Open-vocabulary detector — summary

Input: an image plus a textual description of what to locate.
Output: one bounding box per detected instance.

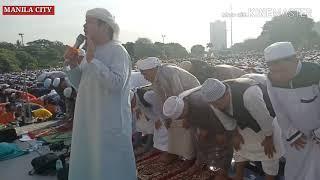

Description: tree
[261,11,315,48]
[314,21,320,35]
[24,39,65,67]
[191,45,205,57]
[231,10,320,51]
[15,51,38,70]
[0,49,21,73]
[123,42,135,60]
[0,42,16,51]
[163,43,188,58]
[134,38,160,59]
[135,38,153,44]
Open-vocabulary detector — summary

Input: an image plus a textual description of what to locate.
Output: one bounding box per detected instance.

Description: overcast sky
[0,0,319,50]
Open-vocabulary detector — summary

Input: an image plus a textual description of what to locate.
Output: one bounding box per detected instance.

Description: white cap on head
[264,42,296,63]
[163,96,185,120]
[63,87,73,98]
[200,78,226,103]
[53,78,61,88]
[44,78,52,88]
[162,86,201,120]
[180,61,192,71]
[86,8,120,40]
[136,57,161,70]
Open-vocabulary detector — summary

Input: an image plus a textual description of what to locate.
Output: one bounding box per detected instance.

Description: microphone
[64,34,85,65]
[74,34,85,49]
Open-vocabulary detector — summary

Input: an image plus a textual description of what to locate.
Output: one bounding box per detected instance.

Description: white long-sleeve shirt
[211,84,284,161]
[212,85,274,137]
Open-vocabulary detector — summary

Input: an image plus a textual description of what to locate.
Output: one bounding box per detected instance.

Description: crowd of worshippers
[130,42,320,180]
[162,49,320,75]
[0,70,77,125]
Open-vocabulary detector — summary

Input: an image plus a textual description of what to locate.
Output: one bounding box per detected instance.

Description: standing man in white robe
[265,42,320,180]
[64,8,136,180]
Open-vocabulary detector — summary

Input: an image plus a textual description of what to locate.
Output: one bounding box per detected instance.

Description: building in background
[210,21,227,50]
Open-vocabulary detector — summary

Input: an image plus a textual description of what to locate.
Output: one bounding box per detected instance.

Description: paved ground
[0,121,61,180]
[0,141,57,180]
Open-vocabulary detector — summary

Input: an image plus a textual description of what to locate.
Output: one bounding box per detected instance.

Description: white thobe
[67,41,136,180]
[137,91,168,152]
[267,76,320,180]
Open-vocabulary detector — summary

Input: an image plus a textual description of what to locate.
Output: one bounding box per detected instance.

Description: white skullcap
[163,96,185,120]
[63,87,73,98]
[44,78,52,88]
[163,86,201,120]
[136,57,161,70]
[86,8,120,40]
[53,78,61,88]
[37,72,47,82]
[143,90,156,104]
[264,42,296,63]
[180,61,192,71]
[200,78,226,103]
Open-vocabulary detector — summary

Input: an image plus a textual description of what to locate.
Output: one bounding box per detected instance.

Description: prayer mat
[28,121,72,139]
[15,120,58,136]
[39,131,72,143]
[136,153,162,170]
[137,158,194,180]
[136,148,161,163]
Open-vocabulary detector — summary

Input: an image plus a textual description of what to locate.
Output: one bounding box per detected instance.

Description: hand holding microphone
[64,34,85,68]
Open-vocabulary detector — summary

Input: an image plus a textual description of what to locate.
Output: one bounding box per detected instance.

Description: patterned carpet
[136,149,216,180]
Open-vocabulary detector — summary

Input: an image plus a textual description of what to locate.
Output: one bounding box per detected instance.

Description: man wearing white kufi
[65,8,136,180]
[130,86,155,155]
[200,78,284,180]
[137,57,200,162]
[163,86,233,180]
[265,42,320,180]
[37,71,66,82]
[143,90,169,152]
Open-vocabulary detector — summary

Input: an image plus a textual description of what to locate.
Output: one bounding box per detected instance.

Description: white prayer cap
[143,90,156,104]
[180,61,192,71]
[86,8,120,40]
[53,78,61,88]
[136,57,161,70]
[63,87,73,98]
[163,96,185,120]
[264,42,296,63]
[44,78,52,88]
[200,78,226,103]
[163,86,201,120]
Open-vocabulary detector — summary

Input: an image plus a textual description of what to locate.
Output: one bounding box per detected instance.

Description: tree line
[1,10,320,72]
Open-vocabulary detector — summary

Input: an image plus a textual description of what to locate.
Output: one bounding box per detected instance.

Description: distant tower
[210,21,227,50]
